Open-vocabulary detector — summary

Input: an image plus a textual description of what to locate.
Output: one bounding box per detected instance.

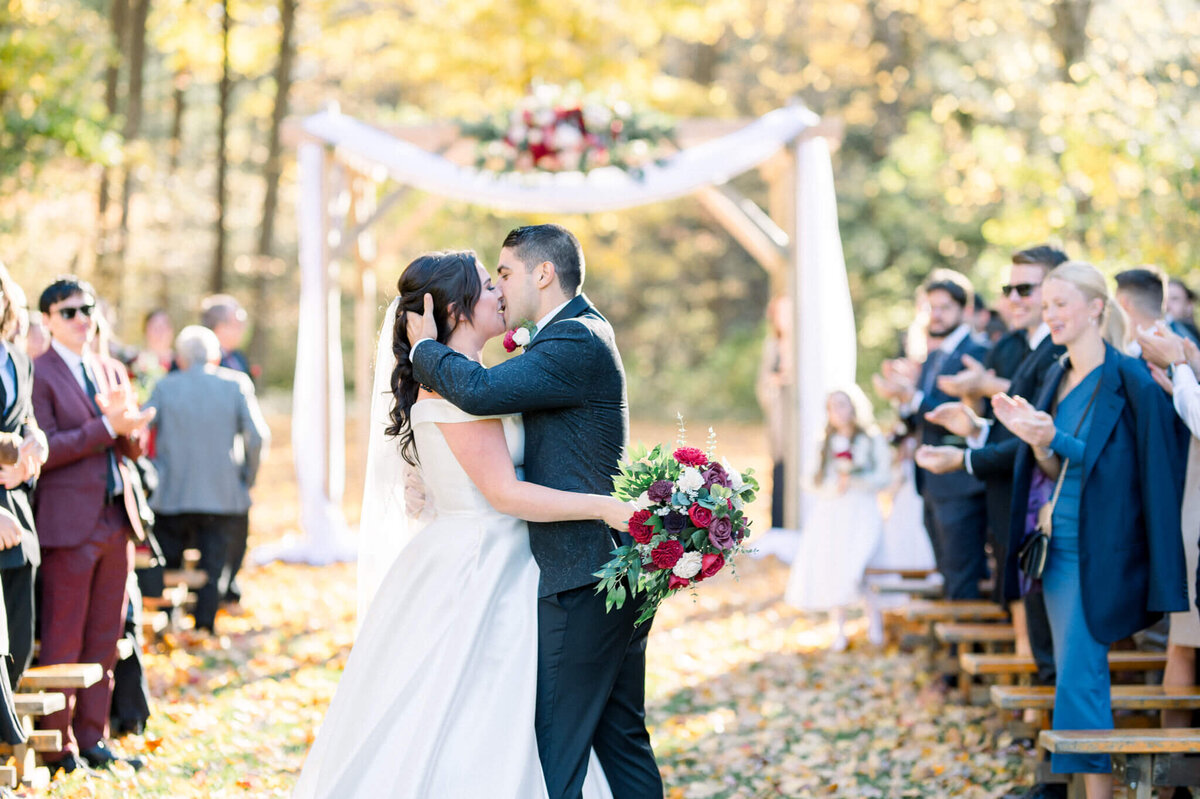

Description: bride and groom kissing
[294,224,665,798]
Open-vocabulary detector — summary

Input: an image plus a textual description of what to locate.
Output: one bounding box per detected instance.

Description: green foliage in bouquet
[596,431,759,625]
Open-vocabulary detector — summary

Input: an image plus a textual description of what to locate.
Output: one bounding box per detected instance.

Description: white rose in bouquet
[676,467,704,495]
[672,551,703,579]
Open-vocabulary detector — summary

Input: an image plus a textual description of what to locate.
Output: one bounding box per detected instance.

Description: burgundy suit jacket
[32,347,146,548]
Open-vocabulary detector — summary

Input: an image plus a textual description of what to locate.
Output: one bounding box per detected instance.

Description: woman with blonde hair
[785,385,891,650]
[994,261,1186,798]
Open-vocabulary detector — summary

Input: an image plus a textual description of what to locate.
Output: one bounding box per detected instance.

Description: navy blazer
[0,348,39,571]
[908,330,990,499]
[1007,344,1188,643]
[412,294,629,596]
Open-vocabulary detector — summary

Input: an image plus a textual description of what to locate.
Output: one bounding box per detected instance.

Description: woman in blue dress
[994,261,1188,799]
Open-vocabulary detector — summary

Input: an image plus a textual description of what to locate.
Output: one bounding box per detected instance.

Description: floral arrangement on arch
[459,82,676,176]
[595,420,758,624]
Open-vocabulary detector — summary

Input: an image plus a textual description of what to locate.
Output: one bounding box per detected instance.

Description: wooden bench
[962,651,1167,679]
[144,581,190,614]
[906,600,1008,622]
[10,692,66,788]
[1040,729,1200,798]
[162,568,208,591]
[17,663,104,692]
[0,765,14,788]
[869,578,943,598]
[993,685,1200,712]
[864,567,936,579]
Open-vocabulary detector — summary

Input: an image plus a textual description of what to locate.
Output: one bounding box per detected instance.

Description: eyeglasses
[1001,282,1041,298]
[56,304,96,321]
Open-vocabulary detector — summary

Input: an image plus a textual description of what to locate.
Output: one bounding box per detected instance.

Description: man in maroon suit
[32,277,154,776]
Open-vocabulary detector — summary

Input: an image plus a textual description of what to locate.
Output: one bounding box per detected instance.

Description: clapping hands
[873,358,918,404]
[0,431,49,490]
[992,393,1055,449]
[924,401,985,440]
[95,383,155,437]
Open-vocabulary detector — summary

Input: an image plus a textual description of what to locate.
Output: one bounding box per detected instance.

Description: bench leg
[1113,753,1152,799]
[1066,773,1086,799]
[12,714,34,786]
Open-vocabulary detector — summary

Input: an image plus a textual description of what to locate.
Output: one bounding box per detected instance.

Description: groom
[407,224,662,799]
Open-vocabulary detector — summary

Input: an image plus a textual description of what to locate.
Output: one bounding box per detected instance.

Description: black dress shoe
[80,740,145,770]
[46,752,96,779]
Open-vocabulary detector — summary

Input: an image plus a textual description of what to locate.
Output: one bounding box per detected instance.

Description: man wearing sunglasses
[31,276,154,777]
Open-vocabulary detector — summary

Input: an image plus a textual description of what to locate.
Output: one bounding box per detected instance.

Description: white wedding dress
[293,399,612,798]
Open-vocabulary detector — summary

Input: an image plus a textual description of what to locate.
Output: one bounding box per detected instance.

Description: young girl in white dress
[785,386,891,650]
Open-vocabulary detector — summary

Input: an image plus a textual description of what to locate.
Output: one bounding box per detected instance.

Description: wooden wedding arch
[262,102,855,565]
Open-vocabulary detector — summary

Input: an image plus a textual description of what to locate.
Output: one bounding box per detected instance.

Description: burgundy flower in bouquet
[594,419,759,624]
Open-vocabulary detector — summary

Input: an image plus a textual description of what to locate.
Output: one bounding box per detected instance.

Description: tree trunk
[1052,0,1093,82]
[116,0,151,292]
[211,0,233,293]
[249,0,297,371]
[96,0,128,295]
[168,71,189,176]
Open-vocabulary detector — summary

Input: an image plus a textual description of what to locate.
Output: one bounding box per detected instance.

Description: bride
[293,251,628,798]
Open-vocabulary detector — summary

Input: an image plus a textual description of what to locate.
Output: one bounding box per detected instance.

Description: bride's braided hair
[387,250,483,465]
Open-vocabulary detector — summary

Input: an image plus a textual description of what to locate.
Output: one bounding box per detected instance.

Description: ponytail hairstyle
[1044,260,1129,349]
[386,250,483,465]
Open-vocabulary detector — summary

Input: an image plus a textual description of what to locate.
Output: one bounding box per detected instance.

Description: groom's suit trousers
[537,584,663,799]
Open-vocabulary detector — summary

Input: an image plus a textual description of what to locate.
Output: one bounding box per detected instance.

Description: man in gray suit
[408,225,662,799]
[143,326,269,632]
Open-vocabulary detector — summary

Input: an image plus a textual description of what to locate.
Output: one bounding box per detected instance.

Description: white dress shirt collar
[1029,323,1051,350]
[531,297,575,341]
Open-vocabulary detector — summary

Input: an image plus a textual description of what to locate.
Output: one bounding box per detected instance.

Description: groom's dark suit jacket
[412,294,629,596]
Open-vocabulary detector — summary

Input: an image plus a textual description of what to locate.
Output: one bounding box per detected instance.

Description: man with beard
[876,270,991,600]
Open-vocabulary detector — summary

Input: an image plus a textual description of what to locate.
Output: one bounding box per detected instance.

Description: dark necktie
[81,363,120,497]
[0,353,10,415]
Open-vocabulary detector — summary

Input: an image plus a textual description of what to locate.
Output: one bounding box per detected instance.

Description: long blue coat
[1007,343,1189,643]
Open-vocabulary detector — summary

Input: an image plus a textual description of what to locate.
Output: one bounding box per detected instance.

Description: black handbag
[1017,373,1102,580]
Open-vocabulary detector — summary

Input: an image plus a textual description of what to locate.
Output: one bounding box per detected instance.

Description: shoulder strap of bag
[1041,371,1104,534]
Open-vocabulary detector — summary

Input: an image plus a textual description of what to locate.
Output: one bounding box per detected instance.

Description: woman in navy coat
[994,261,1187,798]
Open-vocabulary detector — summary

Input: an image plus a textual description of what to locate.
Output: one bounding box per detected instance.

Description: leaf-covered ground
[30,416,1027,797]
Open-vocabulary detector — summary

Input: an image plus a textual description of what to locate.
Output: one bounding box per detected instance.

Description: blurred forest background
[3,0,1199,422]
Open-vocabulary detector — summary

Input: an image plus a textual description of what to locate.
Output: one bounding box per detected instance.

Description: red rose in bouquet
[667,574,691,591]
[687,503,713,529]
[627,510,654,544]
[697,552,725,582]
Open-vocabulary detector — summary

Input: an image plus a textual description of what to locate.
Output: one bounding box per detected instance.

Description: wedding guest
[0,265,47,688]
[24,312,50,359]
[144,325,268,632]
[201,294,255,606]
[756,296,793,530]
[997,261,1186,798]
[785,387,891,650]
[143,309,175,372]
[875,270,990,599]
[1166,278,1200,345]
[1114,266,1166,355]
[33,276,152,776]
[917,245,1068,704]
[1134,321,1200,755]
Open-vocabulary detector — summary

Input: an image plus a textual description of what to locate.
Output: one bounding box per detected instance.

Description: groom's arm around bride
[408,224,663,799]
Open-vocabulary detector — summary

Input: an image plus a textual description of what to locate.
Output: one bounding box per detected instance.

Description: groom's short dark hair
[502,224,585,296]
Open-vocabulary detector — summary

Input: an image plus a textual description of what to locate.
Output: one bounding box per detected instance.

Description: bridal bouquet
[595,426,758,624]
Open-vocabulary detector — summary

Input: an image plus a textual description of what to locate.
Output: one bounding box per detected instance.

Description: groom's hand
[405,293,439,347]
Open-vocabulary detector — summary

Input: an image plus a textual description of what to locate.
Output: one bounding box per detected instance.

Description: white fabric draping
[794,136,857,490]
[301,105,820,214]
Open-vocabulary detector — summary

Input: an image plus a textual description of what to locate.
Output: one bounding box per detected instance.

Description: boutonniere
[503,320,537,353]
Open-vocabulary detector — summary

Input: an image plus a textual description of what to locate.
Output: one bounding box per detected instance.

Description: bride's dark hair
[387,250,483,465]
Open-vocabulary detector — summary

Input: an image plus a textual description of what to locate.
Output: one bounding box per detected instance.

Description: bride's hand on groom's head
[405,293,439,345]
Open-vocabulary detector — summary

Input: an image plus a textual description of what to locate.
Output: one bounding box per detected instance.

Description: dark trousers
[155,512,235,632]
[1024,587,1057,686]
[38,503,133,759]
[771,460,785,529]
[536,584,663,799]
[1,561,35,686]
[924,493,989,600]
[223,511,249,603]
